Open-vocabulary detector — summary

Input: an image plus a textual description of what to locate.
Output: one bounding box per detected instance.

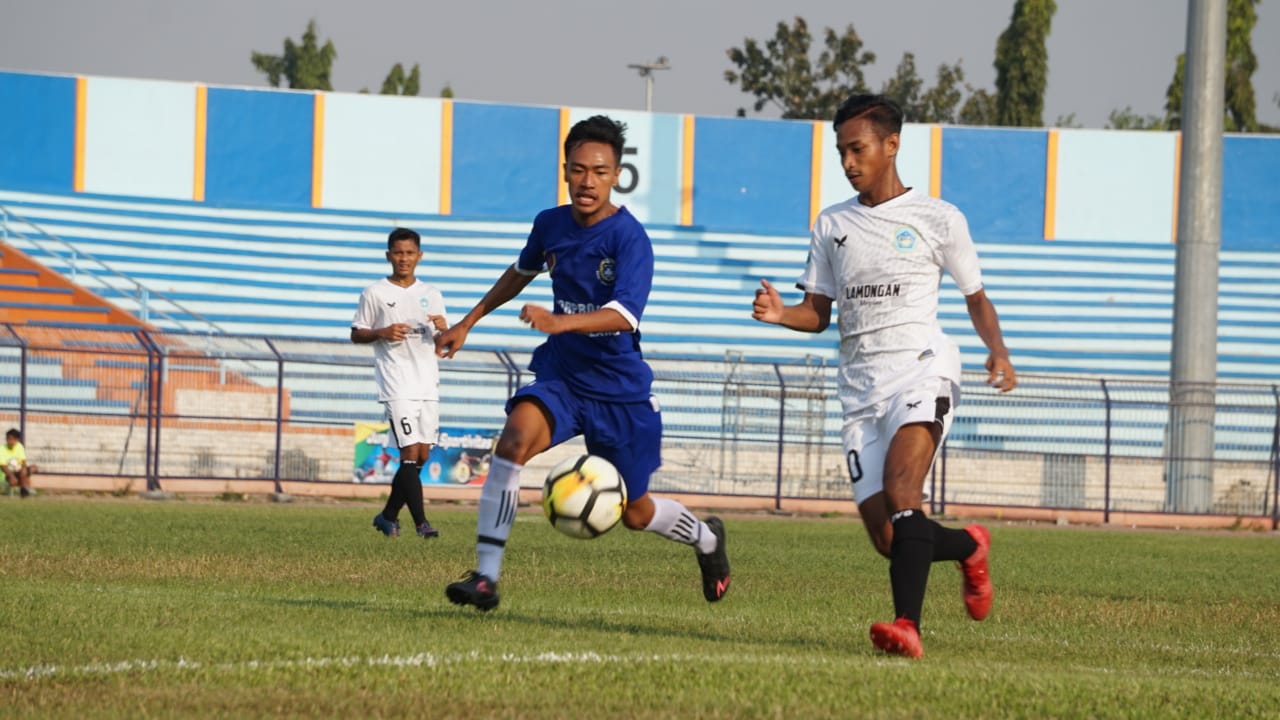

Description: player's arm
[350,289,410,343]
[964,288,1016,393]
[427,289,449,334]
[519,305,632,335]
[751,279,832,333]
[351,326,414,343]
[437,265,537,357]
[522,220,654,336]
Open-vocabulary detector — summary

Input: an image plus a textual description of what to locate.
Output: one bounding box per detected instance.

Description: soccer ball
[542,454,627,539]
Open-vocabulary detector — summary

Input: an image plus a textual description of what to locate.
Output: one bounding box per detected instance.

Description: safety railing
[0,324,1274,526]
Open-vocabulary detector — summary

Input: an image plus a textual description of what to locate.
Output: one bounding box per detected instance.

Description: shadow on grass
[251,593,839,650]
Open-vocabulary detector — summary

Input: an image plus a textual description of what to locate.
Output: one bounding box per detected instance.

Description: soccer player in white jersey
[352,227,448,540]
[436,115,730,612]
[752,94,1017,658]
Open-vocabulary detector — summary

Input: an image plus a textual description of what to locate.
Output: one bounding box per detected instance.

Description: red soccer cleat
[869,617,923,658]
[959,524,993,621]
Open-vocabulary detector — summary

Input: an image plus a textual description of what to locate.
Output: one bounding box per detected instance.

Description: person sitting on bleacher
[2,428,34,498]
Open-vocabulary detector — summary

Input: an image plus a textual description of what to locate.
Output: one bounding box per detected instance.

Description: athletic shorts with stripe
[507,378,662,500]
[842,377,958,505]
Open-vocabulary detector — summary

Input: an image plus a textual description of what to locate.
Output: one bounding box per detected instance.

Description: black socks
[889,509,934,627]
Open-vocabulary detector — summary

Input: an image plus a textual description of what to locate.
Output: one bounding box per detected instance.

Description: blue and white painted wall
[1,69,1278,249]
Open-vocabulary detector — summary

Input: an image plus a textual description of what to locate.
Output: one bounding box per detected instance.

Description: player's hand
[520,304,562,334]
[986,353,1017,393]
[435,324,468,358]
[752,279,785,324]
[380,323,413,342]
[427,314,448,332]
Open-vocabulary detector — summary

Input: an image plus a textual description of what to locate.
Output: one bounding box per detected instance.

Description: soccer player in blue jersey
[436,115,730,611]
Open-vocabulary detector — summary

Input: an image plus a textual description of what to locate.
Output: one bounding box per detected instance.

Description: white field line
[3,645,1277,683]
[0,651,839,682]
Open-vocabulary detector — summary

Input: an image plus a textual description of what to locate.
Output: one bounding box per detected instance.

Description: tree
[880,53,924,119]
[880,53,969,124]
[993,0,1058,127]
[1053,112,1082,128]
[250,20,337,91]
[724,17,876,120]
[440,83,455,99]
[959,89,998,126]
[380,63,421,96]
[1107,106,1164,130]
[919,61,968,124]
[1164,0,1260,132]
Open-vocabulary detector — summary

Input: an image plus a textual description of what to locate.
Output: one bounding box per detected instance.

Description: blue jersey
[516,205,654,402]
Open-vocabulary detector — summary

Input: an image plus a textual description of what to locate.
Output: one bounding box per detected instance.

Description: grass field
[1,496,1278,719]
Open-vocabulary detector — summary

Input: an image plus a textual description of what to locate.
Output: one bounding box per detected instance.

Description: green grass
[1,497,1278,719]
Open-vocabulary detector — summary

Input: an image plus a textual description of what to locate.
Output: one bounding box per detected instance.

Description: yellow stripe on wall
[311,92,325,208]
[680,115,695,226]
[1043,129,1059,240]
[809,121,823,228]
[439,100,453,215]
[928,125,942,198]
[193,85,207,202]
[557,107,570,207]
[73,76,87,192]
[1171,132,1182,244]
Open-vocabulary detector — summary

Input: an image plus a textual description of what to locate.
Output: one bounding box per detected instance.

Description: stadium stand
[0,190,1274,497]
[0,239,139,326]
[2,188,1278,386]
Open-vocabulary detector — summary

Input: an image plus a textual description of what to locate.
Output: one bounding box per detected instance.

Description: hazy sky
[4,0,1279,128]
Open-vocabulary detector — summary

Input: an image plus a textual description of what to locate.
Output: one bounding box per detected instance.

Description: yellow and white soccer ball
[541,454,627,539]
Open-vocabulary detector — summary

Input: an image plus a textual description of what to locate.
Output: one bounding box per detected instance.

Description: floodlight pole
[627,57,670,112]
[1166,0,1226,513]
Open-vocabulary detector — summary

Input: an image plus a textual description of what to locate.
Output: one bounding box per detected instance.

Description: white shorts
[383,399,440,448]
[841,377,958,505]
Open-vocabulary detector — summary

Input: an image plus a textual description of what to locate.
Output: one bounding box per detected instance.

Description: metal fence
[1,324,1276,525]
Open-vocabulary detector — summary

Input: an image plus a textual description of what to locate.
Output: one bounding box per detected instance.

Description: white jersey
[796,189,983,412]
[352,278,447,402]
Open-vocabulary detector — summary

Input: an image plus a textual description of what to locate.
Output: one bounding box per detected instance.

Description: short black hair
[387,227,421,250]
[833,94,904,138]
[5,428,20,441]
[564,115,626,165]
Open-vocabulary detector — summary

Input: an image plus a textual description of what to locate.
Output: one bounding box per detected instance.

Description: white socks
[645,497,717,554]
[476,456,522,582]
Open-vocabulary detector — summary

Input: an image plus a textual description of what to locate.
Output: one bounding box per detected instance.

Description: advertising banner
[353,423,495,485]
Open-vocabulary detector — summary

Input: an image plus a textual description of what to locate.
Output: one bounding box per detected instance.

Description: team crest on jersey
[894,225,921,252]
[597,258,617,285]
[418,297,431,311]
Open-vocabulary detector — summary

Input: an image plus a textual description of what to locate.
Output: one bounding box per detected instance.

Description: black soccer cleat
[416,521,440,540]
[372,513,400,537]
[445,570,500,612]
[696,516,731,602]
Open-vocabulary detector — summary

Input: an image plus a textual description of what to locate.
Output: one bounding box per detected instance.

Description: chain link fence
[1,323,1276,524]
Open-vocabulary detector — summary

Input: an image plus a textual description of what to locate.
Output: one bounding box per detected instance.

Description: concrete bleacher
[2,189,1277,385]
[1,189,1278,459]
[0,343,135,415]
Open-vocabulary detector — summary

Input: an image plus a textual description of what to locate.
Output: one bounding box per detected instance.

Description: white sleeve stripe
[603,300,639,331]
[514,264,540,276]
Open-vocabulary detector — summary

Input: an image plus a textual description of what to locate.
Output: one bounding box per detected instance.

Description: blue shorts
[507,379,662,499]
